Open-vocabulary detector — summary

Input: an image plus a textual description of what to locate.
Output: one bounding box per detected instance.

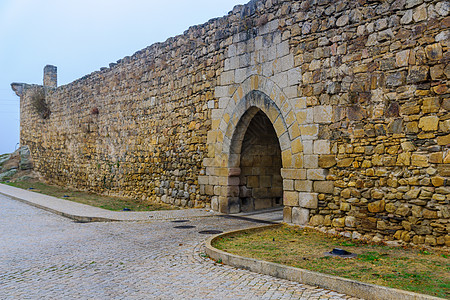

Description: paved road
[0,194,357,299]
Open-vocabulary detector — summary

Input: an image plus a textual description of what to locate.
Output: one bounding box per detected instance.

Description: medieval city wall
[16,0,449,247]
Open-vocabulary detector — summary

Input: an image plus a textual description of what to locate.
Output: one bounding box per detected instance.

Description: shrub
[30,87,50,119]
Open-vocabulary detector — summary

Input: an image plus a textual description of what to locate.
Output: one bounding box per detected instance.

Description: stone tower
[43,65,57,88]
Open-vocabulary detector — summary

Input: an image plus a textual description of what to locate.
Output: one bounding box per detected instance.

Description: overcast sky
[0,0,245,155]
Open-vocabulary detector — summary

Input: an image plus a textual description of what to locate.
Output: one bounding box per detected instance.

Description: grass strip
[3,179,178,212]
[213,225,449,298]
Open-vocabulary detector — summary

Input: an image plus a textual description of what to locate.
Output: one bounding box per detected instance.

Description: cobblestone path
[0,194,358,299]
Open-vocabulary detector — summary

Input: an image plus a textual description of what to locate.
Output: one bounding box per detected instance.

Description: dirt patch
[213,225,449,298]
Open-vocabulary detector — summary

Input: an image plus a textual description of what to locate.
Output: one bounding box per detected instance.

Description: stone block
[281,168,306,180]
[298,192,318,209]
[411,154,429,167]
[313,181,334,194]
[336,15,349,27]
[431,176,445,187]
[283,206,292,223]
[413,4,427,21]
[337,158,354,167]
[340,202,351,211]
[283,179,294,191]
[368,200,385,213]
[290,138,303,154]
[318,155,336,168]
[260,176,272,188]
[314,140,330,154]
[291,207,309,225]
[247,176,259,188]
[303,155,318,168]
[299,124,319,140]
[295,180,313,192]
[445,152,450,164]
[407,65,429,83]
[313,106,333,124]
[425,43,443,61]
[309,215,324,226]
[437,133,450,146]
[307,169,327,180]
[396,152,411,166]
[345,216,356,227]
[418,116,439,131]
[430,64,445,80]
[400,9,413,24]
[220,70,235,85]
[396,204,410,216]
[284,191,299,206]
[228,197,241,214]
[211,196,219,211]
[332,217,345,227]
[421,97,440,113]
[396,50,410,67]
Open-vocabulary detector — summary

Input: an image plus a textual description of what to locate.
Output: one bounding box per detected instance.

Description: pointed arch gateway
[227,91,284,213]
[205,75,316,225]
[199,75,323,224]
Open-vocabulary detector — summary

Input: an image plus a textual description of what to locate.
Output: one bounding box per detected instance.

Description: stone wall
[14,0,449,247]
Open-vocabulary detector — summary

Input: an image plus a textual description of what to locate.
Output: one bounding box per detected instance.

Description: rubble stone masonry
[13,0,449,247]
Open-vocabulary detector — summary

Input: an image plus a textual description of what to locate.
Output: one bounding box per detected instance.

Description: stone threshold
[205,224,444,300]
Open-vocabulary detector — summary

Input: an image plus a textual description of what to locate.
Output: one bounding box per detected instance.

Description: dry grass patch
[213,225,449,298]
[4,179,178,212]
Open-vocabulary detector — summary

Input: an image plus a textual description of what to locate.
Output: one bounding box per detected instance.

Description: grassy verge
[3,179,178,212]
[213,225,449,298]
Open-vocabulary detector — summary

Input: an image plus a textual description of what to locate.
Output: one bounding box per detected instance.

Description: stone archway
[228,107,283,213]
[204,74,326,225]
[223,89,291,214]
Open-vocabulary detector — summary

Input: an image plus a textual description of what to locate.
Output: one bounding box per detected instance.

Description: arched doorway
[228,104,283,213]
[239,110,283,212]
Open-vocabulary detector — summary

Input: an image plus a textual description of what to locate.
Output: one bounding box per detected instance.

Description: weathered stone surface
[418,116,439,131]
[298,192,318,209]
[431,176,445,187]
[309,214,324,226]
[396,152,411,166]
[437,133,450,145]
[368,200,385,213]
[396,50,410,67]
[425,43,443,61]
[411,154,429,167]
[345,216,356,227]
[284,191,299,207]
[313,181,334,194]
[13,0,449,248]
[292,207,310,225]
[318,155,336,168]
[332,217,345,227]
[396,204,410,216]
[407,65,429,83]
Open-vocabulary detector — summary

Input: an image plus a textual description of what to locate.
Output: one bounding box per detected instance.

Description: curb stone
[205,224,445,300]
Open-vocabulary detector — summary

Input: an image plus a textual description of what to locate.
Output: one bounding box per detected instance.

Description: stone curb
[0,189,119,223]
[205,224,444,300]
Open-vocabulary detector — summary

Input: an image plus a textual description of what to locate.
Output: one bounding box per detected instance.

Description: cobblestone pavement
[0,194,359,300]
